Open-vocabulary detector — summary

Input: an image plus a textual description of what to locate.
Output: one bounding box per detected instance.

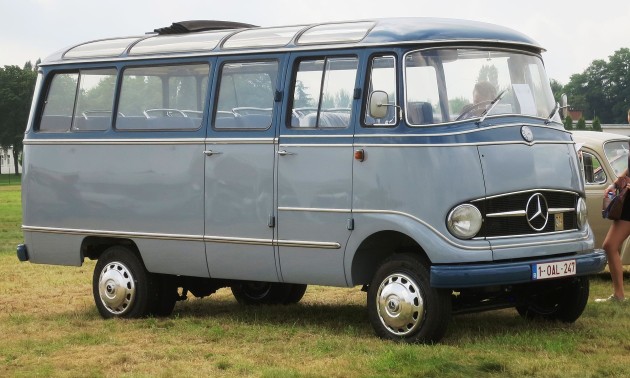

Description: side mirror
[368,91,389,119]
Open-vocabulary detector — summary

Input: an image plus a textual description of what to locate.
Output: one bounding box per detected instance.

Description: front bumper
[430,249,606,288]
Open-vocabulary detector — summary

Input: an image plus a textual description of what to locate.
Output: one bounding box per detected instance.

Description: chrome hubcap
[376,273,424,336]
[98,261,135,315]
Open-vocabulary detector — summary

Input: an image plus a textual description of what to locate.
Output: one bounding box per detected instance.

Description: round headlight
[447,204,483,239]
[576,197,588,229]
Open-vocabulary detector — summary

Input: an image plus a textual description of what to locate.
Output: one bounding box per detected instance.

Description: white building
[0,147,22,174]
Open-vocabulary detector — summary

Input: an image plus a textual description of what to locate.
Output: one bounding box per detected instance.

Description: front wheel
[93,246,157,319]
[367,254,451,343]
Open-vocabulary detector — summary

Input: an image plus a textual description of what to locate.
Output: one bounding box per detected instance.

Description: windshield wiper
[545,102,560,124]
[477,88,510,125]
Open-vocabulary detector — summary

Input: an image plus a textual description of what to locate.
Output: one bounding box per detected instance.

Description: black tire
[151,275,178,317]
[516,276,589,322]
[231,281,292,305]
[367,253,451,343]
[93,246,157,319]
[285,284,307,304]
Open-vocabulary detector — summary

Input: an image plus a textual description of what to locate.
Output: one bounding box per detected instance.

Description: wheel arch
[348,230,430,286]
[82,236,142,262]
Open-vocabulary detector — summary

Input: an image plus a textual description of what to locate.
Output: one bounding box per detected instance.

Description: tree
[0,62,38,175]
[592,116,602,132]
[576,116,587,130]
[564,115,573,130]
[477,65,498,88]
[550,79,564,105]
[563,48,630,123]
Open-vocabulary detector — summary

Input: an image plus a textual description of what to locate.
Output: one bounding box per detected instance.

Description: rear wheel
[367,254,451,343]
[516,276,589,322]
[93,246,156,319]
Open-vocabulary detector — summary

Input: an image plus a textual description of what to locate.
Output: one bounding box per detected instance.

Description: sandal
[594,295,626,303]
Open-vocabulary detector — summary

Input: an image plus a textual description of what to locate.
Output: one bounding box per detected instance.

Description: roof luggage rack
[154,20,258,35]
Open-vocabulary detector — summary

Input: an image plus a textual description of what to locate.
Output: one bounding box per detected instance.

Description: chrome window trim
[402,46,550,127]
[364,54,398,128]
[22,226,340,249]
[24,138,206,146]
[581,151,608,185]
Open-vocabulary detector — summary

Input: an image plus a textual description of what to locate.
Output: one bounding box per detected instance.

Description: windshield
[404,48,559,125]
[604,140,629,177]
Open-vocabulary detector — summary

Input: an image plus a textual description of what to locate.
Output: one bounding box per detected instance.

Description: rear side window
[290,57,358,128]
[117,63,210,130]
[39,69,117,132]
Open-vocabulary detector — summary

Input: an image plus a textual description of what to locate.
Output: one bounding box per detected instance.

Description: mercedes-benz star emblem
[521,126,534,143]
[526,193,548,231]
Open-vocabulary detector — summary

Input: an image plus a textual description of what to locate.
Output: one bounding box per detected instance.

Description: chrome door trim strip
[354,123,570,138]
[205,138,275,144]
[24,138,205,146]
[23,226,341,249]
[280,134,353,139]
[22,225,204,241]
[279,144,354,148]
[354,140,571,148]
[278,207,351,213]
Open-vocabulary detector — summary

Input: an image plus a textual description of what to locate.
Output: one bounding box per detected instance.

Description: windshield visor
[404,48,559,125]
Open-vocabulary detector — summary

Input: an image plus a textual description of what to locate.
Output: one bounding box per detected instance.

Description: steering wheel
[455,100,492,121]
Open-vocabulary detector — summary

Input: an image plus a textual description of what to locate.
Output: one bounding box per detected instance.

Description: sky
[0,0,628,85]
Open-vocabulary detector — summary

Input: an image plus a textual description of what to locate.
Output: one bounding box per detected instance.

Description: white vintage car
[572,130,630,264]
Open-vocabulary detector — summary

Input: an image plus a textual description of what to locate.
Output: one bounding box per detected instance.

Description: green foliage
[564,115,573,130]
[549,79,564,104]
[592,116,602,131]
[449,97,470,114]
[477,65,498,87]
[563,48,630,123]
[0,62,38,175]
[577,116,587,130]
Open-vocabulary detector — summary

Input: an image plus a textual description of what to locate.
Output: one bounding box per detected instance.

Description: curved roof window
[130,31,231,55]
[64,37,139,59]
[297,21,375,45]
[222,26,305,49]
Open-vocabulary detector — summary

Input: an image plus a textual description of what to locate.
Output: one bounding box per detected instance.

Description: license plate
[532,259,576,280]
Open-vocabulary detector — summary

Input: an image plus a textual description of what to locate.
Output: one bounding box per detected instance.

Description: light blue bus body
[19,18,606,342]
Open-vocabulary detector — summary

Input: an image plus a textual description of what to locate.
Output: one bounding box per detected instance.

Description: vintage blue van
[18,18,606,343]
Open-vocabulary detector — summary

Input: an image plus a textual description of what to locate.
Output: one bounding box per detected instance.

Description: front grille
[474,190,579,238]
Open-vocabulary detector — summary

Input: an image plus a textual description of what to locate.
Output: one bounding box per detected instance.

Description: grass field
[1,185,629,377]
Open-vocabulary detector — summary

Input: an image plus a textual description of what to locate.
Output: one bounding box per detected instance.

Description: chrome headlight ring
[447,204,483,239]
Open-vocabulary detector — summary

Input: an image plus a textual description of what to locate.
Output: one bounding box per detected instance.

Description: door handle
[203,150,222,156]
[277,150,295,156]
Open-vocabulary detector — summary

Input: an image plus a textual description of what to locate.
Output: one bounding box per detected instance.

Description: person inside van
[458,81,497,119]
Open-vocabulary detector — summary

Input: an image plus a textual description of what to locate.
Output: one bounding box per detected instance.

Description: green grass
[1,184,630,377]
[0,173,21,186]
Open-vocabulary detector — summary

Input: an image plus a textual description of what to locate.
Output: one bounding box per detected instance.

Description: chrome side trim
[24,138,205,146]
[278,207,351,213]
[354,140,570,148]
[354,123,569,138]
[23,226,340,249]
[22,225,204,241]
[279,144,353,148]
[205,138,275,144]
[280,134,353,139]
[477,229,579,241]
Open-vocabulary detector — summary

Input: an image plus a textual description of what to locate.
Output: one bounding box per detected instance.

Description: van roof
[41,17,542,65]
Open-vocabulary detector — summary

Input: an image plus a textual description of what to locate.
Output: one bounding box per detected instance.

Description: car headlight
[447,204,483,239]
[576,197,588,230]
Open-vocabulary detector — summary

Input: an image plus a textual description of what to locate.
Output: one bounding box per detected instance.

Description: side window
[582,152,607,185]
[214,61,278,130]
[290,57,358,128]
[39,70,117,133]
[74,69,117,131]
[117,63,209,130]
[364,55,397,126]
[40,73,79,132]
